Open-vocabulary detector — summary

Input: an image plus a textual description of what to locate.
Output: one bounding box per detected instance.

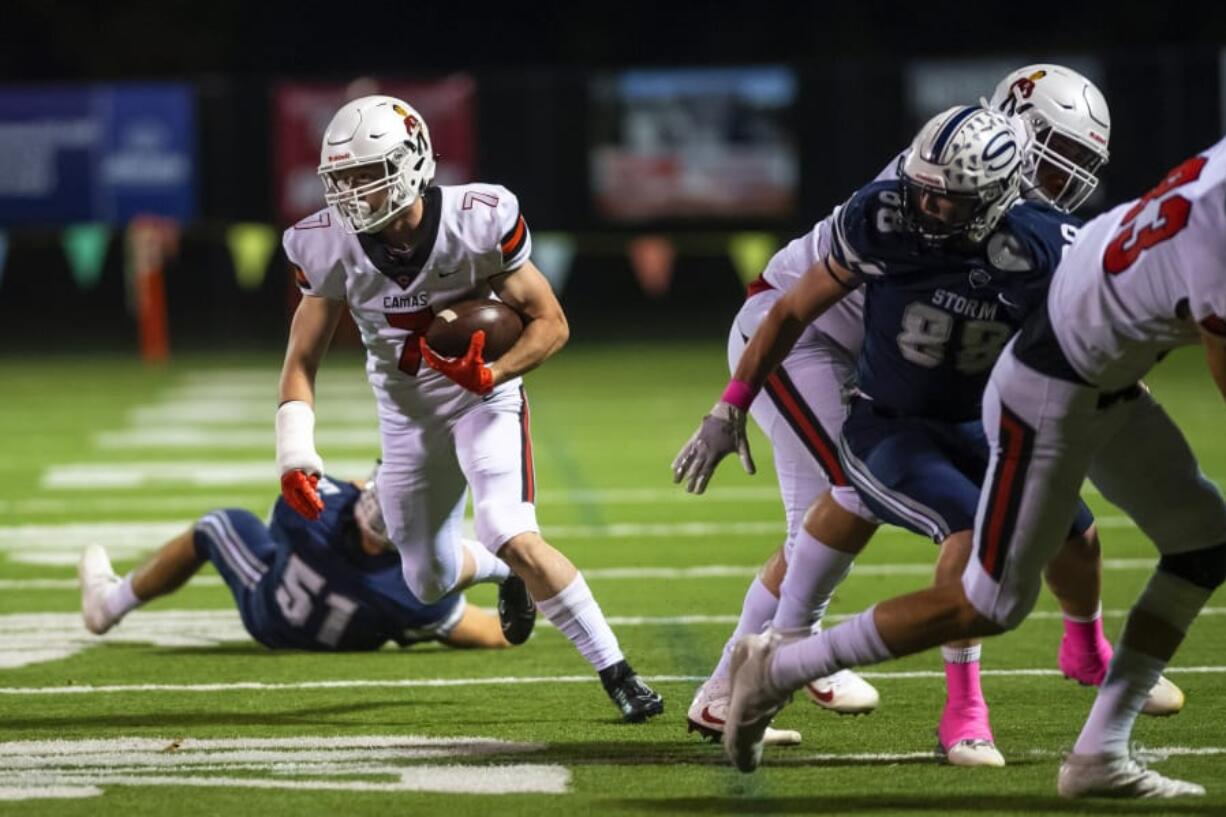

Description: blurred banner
[589,67,798,222]
[62,224,112,289]
[0,84,195,226]
[273,75,476,224]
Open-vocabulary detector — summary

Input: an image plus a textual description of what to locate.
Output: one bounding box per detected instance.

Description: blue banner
[0,84,195,225]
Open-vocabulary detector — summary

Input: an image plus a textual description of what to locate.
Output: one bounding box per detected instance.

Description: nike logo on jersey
[437,268,462,278]
[370,132,387,139]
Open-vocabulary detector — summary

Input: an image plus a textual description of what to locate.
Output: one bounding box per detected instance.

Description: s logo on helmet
[982,131,1017,172]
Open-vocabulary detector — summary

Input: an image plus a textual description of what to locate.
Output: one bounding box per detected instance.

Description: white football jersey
[759,154,903,354]
[283,183,533,421]
[1049,137,1226,390]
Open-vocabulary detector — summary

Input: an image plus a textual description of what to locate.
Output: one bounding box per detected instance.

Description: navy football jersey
[830,180,1080,421]
[247,476,462,650]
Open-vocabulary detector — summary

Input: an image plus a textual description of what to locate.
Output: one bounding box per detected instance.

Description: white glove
[671,401,756,494]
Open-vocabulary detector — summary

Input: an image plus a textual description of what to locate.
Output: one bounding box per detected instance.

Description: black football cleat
[498,574,536,645]
[600,661,665,723]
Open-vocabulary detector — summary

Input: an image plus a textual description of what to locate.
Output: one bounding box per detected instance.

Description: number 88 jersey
[1047,137,1226,391]
[830,179,1081,422]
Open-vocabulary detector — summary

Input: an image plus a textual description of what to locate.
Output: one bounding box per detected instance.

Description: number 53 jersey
[282,183,532,422]
[831,179,1082,422]
[1046,137,1226,391]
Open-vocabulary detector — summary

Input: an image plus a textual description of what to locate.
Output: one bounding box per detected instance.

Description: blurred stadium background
[3,3,1226,814]
[4,2,1226,352]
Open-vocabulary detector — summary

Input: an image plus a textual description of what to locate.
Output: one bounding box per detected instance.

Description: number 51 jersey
[1046,137,1226,391]
[282,183,533,422]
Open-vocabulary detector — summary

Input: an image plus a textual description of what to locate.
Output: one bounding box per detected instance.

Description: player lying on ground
[678,69,1180,765]
[719,137,1226,798]
[276,95,661,721]
[79,472,506,650]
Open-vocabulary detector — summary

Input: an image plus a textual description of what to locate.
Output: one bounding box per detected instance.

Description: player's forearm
[731,301,808,393]
[487,311,569,386]
[278,297,343,405]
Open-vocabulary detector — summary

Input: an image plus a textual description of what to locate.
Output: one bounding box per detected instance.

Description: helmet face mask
[898,106,1024,246]
[353,464,393,552]
[1024,124,1107,212]
[317,96,436,234]
[988,64,1111,213]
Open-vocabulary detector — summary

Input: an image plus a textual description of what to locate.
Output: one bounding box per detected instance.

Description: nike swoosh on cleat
[811,687,835,703]
[700,705,725,726]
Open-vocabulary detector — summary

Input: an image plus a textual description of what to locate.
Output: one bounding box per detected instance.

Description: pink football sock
[1059,612,1113,686]
[938,645,993,747]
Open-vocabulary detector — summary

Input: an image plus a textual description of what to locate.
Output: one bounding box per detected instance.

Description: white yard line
[3,666,1226,696]
[0,735,569,798]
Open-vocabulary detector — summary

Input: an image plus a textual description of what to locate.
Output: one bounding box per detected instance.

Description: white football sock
[712,577,779,680]
[1073,569,1211,756]
[105,574,141,621]
[941,644,982,664]
[772,528,855,633]
[462,538,511,584]
[1072,646,1165,756]
[537,573,624,672]
[770,606,892,691]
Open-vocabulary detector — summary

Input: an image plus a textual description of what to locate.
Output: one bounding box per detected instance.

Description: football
[425,299,524,361]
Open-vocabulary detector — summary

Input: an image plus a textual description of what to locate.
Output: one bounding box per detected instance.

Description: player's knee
[1159,541,1226,591]
[496,531,549,575]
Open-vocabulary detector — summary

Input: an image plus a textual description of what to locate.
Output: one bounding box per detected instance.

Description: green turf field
[1,341,1224,816]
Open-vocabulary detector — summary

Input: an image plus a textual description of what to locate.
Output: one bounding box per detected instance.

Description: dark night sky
[4,1,1225,81]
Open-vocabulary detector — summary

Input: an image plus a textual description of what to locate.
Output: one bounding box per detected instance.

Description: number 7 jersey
[282,183,532,422]
[1047,137,1226,390]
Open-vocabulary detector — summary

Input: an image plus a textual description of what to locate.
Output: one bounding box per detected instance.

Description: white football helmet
[898,105,1026,244]
[988,64,1110,213]
[317,95,436,234]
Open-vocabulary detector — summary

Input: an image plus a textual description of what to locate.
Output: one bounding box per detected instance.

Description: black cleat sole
[497,575,536,646]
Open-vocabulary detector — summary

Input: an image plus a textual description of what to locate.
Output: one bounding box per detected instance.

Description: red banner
[273,76,476,224]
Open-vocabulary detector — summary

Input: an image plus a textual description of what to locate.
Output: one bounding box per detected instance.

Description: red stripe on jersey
[746,275,775,298]
[501,215,526,257]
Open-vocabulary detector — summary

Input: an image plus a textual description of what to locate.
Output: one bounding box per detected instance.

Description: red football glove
[419,330,495,395]
[281,470,324,520]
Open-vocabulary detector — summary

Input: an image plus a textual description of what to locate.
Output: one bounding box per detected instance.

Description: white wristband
[276,400,324,476]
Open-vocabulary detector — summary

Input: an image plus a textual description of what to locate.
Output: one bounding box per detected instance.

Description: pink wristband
[721,379,757,411]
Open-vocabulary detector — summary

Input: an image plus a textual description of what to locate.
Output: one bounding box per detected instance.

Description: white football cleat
[804,669,880,715]
[939,738,1006,768]
[1058,752,1205,798]
[1141,675,1184,717]
[78,544,121,635]
[724,631,792,773]
[687,676,802,746]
